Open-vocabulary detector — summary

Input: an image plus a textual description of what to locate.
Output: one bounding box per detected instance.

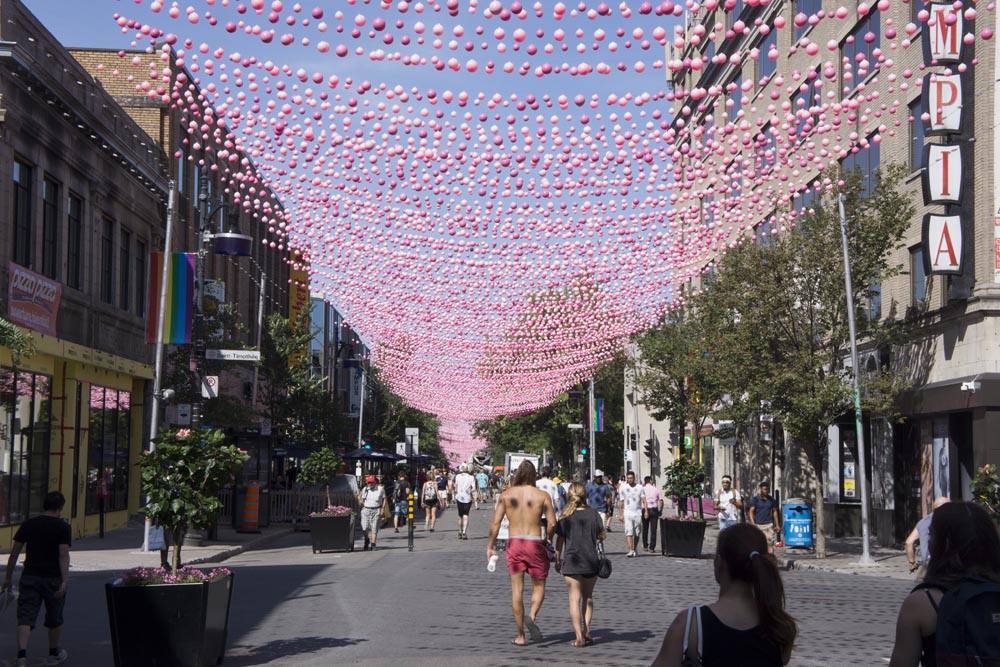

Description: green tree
[0,317,34,365]
[691,165,915,555]
[364,370,448,467]
[299,447,343,507]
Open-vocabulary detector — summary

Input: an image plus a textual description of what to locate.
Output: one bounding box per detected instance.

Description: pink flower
[175,429,192,439]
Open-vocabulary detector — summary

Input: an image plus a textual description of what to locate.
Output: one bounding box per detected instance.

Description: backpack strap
[923,589,939,612]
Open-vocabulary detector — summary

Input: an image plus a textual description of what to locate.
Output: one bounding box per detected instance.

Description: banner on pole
[593,398,604,433]
[146,253,195,344]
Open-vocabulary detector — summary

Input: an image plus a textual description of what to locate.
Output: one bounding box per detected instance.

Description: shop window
[42,177,60,280]
[0,369,52,525]
[86,387,131,514]
[12,159,33,268]
[66,194,84,290]
[842,10,880,94]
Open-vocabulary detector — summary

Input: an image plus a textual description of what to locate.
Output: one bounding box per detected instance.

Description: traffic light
[644,439,655,459]
[581,445,589,456]
[668,426,679,448]
[628,433,638,450]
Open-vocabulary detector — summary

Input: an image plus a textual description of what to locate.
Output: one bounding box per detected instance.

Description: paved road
[0,507,911,666]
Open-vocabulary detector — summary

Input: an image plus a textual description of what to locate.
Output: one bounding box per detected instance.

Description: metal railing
[219,488,360,523]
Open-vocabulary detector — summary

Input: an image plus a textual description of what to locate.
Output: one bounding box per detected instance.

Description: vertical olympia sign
[920,1,971,277]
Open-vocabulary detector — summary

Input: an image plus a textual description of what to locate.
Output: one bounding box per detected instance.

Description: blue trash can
[782,498,813,548]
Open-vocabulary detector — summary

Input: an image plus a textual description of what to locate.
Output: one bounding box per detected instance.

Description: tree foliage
[635,165,915,554]
[299,447,343,506]
[0,317,34,365]
[365,370,448,466]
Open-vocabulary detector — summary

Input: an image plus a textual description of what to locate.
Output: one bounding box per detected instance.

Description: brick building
[655,0,1000,542]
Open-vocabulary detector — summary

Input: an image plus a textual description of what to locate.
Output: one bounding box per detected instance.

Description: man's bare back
[491,485,555,539]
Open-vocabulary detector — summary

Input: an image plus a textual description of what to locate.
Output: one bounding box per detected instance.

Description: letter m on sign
[922,214,964,275]
[922,1,964,63]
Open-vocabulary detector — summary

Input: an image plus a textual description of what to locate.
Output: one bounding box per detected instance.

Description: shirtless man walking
[487,460,557,646]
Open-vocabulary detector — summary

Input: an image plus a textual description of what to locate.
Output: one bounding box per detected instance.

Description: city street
[1,508,911,666]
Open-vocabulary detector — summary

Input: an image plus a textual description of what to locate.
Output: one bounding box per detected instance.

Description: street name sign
[205,349,261,361]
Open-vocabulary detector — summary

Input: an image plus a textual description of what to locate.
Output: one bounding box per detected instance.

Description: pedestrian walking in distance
[476,467,490,508]
[641,476,663,553]
[420,468,439,532]
[435,467,450,510]
[554,482,606,647]
[392,472,411,534]
[585,470,614,533]
[650,523,797,666]
[904,496,949,574]
[487,460,557,646]
[618,471,643,557]
[453,464,477,539]
[2,491,71,667]
[714,475,743,531]
[748,481,780,553]
[359,475,387,551]
[889,501,1000,667]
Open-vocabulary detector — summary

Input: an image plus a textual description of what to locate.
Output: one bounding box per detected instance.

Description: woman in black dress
[554,482,606,647]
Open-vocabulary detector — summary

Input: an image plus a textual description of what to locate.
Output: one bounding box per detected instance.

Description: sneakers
[626,550,635,558]
[47,648,69,665]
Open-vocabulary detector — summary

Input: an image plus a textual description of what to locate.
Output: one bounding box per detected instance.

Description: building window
[101,218,115,304]
[12,159,33,268]
[727,74,743,125]
[41,177,60,280]
[909,98,926,173]
[867,282,882,321]
[842,11,880,92]
[85,387,131,514]
[0,369,52,525]
[119,229,131,311]
[176,154,185,194]
[66,194,84,290]
[796,0,822,40]
[136,241,147,317]
[841,132,881,197]
[911,245,927,304]
[794,70,820,142]
[759,28,778,83]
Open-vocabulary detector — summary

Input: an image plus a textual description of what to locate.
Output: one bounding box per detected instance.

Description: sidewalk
[678,512,914,580]
[2,517,294,577]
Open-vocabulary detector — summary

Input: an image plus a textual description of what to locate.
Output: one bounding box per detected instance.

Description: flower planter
[105,573,234,667]
[309,514,356,553]
[660,518,707,558]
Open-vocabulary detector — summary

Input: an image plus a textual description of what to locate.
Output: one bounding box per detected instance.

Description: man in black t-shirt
[2,491,71,666]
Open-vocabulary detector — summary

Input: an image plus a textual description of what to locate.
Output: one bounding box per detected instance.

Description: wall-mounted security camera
[960,381,981,394]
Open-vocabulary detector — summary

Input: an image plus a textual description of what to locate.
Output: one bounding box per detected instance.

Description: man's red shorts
[506,537,550,579]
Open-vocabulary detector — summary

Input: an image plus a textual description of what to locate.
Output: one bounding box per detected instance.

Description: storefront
[0,333,151,548]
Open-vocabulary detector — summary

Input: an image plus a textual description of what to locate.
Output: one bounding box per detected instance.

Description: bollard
[240,480,261,533]
[408,491,415,552]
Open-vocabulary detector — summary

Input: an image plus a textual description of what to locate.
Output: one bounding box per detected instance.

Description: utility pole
[839,193,873,564]
[191,176,210,430]
[588,377,596,479]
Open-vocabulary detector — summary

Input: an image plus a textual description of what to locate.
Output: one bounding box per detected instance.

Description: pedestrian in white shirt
[453,465,477,539]
[617,472,644,557]
[713,475,743,531]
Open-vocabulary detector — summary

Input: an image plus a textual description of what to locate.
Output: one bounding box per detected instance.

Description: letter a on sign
[922,214,964,275]
[923,73,963,135]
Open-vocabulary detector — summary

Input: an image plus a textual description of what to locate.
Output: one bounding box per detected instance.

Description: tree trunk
[325,484,332,508]
[171,528,185,572]
[793,435,827,558]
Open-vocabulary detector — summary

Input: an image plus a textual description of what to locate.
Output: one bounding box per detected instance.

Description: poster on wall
[932,417,950,500]
[347,366,363,418]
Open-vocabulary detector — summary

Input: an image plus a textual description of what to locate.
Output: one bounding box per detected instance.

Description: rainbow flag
[593,398,604,433]
[145,252,195,345]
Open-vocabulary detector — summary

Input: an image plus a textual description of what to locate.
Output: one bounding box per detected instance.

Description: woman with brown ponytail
[650,523,797,666]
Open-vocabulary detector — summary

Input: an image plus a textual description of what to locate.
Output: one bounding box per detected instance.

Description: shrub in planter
[971,464,1000,522]
[661,456,708,557]
[140,428,249,572]
[106,567,233,667]
[299,447,343,507]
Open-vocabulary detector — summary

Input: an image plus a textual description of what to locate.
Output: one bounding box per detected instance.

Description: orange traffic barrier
[242,480,260,532]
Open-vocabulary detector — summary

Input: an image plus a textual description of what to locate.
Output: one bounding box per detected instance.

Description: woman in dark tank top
[650,522,797,666]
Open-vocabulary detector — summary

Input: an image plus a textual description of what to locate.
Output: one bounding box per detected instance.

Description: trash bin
[782,498,813,548]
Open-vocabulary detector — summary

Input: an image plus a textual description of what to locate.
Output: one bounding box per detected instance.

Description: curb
[185,527,295,566]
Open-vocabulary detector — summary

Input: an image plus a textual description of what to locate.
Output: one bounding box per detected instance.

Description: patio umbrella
[341,448,404,461]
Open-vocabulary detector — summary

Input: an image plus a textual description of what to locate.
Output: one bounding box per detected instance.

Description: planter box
[660,518,707,558]
[309,514,356,553]
[106,573,233,667]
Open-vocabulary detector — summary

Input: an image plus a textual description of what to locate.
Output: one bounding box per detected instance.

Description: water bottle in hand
[487,554,499,572]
